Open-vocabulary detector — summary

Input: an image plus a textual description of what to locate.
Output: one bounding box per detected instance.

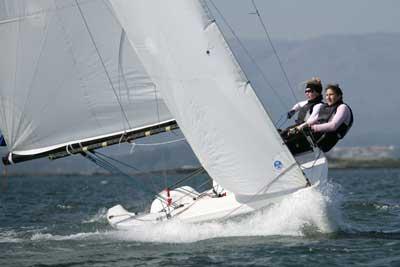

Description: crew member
[304,83,354,152]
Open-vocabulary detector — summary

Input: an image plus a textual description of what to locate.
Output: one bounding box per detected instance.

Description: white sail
[110,0,308,196]
[0,0,172,155]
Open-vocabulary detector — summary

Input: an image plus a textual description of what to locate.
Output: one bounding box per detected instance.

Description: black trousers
[280,127,338,155]
[282,131,314,155]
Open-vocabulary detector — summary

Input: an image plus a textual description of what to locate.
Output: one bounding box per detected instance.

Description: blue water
[1,168,400,266]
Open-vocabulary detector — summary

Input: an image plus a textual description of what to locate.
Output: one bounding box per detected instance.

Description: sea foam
[21,181,343,244]
[109,181,343,243]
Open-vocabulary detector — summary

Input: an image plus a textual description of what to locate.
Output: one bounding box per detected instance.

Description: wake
[1,181,346,244]
[107,181,343,243]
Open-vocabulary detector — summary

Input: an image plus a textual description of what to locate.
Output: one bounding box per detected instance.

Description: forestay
[0,0,172,156]
[110,0,308,196]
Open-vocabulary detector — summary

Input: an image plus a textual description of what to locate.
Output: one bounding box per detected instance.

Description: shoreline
[327,158,400,169]
[2,159,400,177]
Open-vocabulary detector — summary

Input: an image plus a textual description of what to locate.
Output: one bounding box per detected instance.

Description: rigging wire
[75,0,132,131]
[82,152,132,180]
[275,114,289,129]
[167,167,205,190]
[247,1,323,178]
[250,0,298,104]
[207,0,290,112]
[93,150,167,203]
[82,151,171,204]
[151,84,169,190]
[92,150,142,172]
[82,150,207,208]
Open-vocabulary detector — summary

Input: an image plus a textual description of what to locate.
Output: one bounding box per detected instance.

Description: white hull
[107,151,328,229]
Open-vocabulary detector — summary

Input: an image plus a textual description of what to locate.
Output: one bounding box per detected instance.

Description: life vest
[296,95,323,124]
[314,101,354,152]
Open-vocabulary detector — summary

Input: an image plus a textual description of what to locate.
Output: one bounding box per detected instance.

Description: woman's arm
[291,100,308,112]
[311,104,350,132]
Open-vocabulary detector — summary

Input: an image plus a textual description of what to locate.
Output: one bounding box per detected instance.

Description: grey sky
[213,0,400,40]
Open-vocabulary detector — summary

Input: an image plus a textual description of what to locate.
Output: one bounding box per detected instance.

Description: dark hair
[305,78,322,94]
[325,83,343,97]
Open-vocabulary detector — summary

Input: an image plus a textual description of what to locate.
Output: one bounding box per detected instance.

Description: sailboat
[0,0,327,229]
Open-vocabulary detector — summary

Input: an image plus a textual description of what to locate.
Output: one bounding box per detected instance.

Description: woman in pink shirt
[304,84,354,152]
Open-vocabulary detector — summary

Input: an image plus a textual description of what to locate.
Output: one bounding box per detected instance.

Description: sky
[212,0,400,40]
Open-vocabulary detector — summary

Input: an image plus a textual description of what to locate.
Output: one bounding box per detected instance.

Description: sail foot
[2,120,178,165]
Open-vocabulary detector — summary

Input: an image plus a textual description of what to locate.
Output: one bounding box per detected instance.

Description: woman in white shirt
[287,77,324,125]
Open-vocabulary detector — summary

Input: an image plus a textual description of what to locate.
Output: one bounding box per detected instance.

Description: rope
[169,178,212,214]
[301,147,323,171]
[207,0,290,112]
[92,150,166,201]
[82,150,208,211]
[250,0,298,103]
[82,152,129,178]
[134,138,186,147]
[163,168,207,208]
[168,167,205,190]
[75,0,132,131]
[275,114,289,129]
[129,137,186,158]
[92,151,142,172]
[82,151,172,205]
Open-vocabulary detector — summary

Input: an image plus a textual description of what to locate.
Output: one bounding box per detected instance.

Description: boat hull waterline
[107,152,327,229]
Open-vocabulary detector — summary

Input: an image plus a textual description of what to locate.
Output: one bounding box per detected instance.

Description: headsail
[0,0,173,162]
[110,0,308,196]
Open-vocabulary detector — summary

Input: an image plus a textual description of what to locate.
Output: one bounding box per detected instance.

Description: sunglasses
[305,89,314,93]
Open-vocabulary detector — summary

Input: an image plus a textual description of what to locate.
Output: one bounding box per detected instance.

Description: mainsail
[0,0,173,163]
[109,0,309,196]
